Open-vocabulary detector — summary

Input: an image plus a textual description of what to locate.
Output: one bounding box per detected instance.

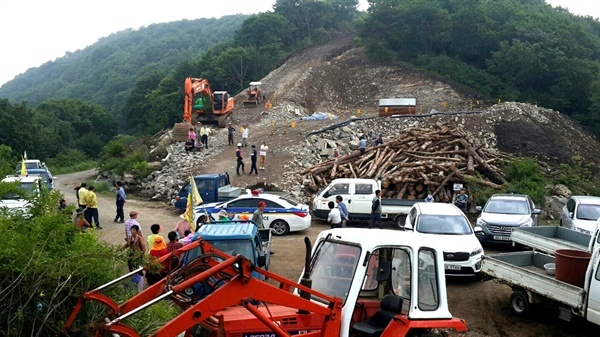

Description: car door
[261,199,285,228]
[321,182,351,211]
[586,256,600,325]
[349,182,374,215]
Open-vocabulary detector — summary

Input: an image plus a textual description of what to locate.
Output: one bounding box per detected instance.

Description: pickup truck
[0,175,43,216]
[174,173,241,210]
[510,223,599,255]
[312,178,417,227]
[189,220,272,273]
[482,249,600,326]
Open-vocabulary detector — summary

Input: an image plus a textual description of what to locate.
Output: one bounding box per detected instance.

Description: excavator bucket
[172,122,193,142]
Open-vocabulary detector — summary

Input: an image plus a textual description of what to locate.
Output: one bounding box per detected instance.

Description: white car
[0,175,43,217]
[405,202,484,276]
[193,192,311,236]
[561,196,600,235]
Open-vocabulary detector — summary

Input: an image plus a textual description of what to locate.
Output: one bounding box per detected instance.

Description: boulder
[348,140,359,150]
[543,195,567,220]
[553,184,571,198]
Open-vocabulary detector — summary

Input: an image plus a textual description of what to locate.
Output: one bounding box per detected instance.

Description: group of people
[327,190,383,229]
[73,182,102,230]
[185,122,212,152]
[236,141,269,176]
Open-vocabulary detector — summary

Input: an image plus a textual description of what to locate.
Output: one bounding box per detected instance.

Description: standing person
[241,126,249,147]
[174,215,191,238]
[77,182,88,209]
[249,145,258,175]
[188,128,196,150]
[454,188,469,213]
[369,189,383,229]
[252,201,266,228]
[335,195,349,228]
[259,141,268,170]
[358,137,367,154]
[227,123,236,146]
[236,144,245,176]
[147,224,163,249]
[123,224,146,292]
[200,124,210,149]
[167,231,183,252]
[83,186,102,230]
[124,211,140,242]
[114,181,126,223]
[327,201,342,229]
[147,236,169,286]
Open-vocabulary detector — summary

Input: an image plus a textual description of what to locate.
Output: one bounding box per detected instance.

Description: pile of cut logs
[301,126,509,202]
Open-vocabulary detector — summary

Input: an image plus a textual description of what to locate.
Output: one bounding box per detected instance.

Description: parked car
[560,196,600,235]
[193,192,311,236]
[474,194,541,245]
[0,175,43,217]
[405,202,483,276]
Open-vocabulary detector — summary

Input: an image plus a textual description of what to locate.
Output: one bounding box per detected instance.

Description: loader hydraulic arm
[63,239,343,337]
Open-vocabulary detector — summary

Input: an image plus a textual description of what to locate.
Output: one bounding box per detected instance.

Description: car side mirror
[533,209,541,215]
[476,206,482,212]
[474,226,484,233]
[569,212,574,219]
[257,255,266,267]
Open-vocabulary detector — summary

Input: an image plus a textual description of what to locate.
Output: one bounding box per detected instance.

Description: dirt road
[56,171,597,337]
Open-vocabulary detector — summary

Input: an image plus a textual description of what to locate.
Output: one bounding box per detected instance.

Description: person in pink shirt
[174,216,191,238]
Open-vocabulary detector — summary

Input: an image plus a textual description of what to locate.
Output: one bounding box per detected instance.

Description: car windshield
[310,240,361,304]
[416,215,473,235]
[185,239,254,264]
[576,204,600,221]
[483,199,529,215]
[2,182,35,200]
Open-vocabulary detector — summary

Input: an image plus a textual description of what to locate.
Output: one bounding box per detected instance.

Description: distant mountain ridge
[0,14,247,113]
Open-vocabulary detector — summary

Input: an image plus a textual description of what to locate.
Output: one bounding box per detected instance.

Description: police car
[193,191,311,236]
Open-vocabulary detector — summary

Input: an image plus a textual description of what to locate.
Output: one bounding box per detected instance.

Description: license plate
[445,264,461,271]
[493,235,511,241]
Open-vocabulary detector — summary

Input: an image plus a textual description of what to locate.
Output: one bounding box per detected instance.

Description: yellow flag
[190,176,203,205]
[183,190,195,231]
[20,158,27,176]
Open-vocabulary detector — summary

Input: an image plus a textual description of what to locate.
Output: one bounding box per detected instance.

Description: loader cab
[303,228,456,337]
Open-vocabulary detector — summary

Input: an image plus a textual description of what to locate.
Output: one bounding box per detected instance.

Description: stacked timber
[301,126,508,202]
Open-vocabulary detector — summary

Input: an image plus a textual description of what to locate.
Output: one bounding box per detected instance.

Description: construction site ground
[58,36,600,336]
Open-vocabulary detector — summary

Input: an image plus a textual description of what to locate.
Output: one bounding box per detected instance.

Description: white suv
[404,202,484,276]
[0,175,43,216]
[561,196,600,235]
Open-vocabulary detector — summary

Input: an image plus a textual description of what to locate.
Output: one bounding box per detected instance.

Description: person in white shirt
[327,201,342,229]
[241,126,249,147]
[259,141,269,170]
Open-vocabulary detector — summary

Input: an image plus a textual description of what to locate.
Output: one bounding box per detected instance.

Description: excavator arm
[63,239,342,337]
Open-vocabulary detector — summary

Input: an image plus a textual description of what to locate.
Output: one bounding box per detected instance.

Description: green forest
[1,0,599,174]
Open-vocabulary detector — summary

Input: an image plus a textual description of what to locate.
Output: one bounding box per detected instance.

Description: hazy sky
[0,0,598,87]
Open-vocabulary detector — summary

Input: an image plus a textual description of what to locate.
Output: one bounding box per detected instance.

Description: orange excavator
[184,77,234,127]
[61,228,468,337]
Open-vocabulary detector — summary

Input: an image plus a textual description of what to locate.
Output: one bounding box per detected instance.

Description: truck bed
[482,251,585,309]
[510,226,591,254]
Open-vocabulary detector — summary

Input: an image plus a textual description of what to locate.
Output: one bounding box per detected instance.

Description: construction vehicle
[184,77,234,127]
[61,228,468,337]
[242,81,264,108]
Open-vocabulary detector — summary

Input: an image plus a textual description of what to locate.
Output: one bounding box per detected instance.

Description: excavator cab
[243,81,263,108]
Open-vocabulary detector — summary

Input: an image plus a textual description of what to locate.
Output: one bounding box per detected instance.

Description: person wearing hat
[227,123,236,146]
[217,209,231,222]
[125,211,140,241]
[147,235,169,286]
[252,201,266,229]
[73,207,91,232]
[236,144,245,176]
[174,215,192,238]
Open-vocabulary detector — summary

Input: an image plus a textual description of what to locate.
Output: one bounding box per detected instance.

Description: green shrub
[86,179,112,193]
[131,161,152,179]
[504,158,546,204]
[555,156,600,195]
[46,149,98,174]
[465,174,500,206]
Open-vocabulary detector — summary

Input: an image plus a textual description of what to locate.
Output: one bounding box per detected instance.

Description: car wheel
[270,220,290,236]
[394,215,406,230]
[510,290,530,316]
[195,216,206,230]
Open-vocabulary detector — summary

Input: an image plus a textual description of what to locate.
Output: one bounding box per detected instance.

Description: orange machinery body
[184,77,234,125]
[62,238,467,337]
